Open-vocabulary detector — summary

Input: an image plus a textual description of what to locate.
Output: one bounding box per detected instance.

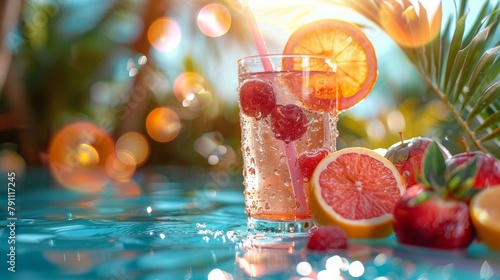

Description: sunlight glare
[197,3,232,37]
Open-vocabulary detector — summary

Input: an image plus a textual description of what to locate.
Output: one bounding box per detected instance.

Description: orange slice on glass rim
[283,19,378,112]
[309,147,404,238]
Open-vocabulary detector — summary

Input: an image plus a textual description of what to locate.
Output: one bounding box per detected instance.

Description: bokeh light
[0,149,26,176]
[208,268,233,280]
[116,132,150,166]
[48,121,114,193]
[197,3,232,37]
[74,144,100,166]
[105,151,136,181]
[148,17,181,52]
[146,107,182,143]
[173,72,213,111]
[110,179,141,197]
[386,109,406,135]
[296,261,313,276]
[348,260,365,277]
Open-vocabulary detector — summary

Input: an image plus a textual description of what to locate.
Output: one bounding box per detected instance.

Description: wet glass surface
[1,167,499,280]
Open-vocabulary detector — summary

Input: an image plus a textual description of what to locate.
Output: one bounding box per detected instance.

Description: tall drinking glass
[238,54,339,234]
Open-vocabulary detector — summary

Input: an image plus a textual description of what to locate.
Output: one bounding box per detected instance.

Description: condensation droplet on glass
[274,169,281,176]
[248,167,256,176]
[279,155,287,164]
[284,179,291,187]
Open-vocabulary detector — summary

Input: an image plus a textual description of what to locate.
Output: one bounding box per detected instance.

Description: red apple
[385,135,451,188]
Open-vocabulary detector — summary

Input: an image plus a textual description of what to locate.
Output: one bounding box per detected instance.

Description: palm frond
[338,0,500,157]
[242,0,500,156]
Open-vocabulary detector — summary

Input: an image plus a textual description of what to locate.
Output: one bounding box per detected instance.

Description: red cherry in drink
[298,148,329,179]
[306,225,348,251]
[239,79,277,119]
[270,104,308,143]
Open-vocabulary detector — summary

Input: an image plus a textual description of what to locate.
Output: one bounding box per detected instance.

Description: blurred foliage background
[0,0,498,189]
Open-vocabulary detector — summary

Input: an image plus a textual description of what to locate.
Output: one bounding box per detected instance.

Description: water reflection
[236,235,309,278]
[3,167,500,280]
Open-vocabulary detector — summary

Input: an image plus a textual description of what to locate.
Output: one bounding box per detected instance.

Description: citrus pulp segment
[283,19,378,112]
[470,186,500,250]
[309,147,404,238]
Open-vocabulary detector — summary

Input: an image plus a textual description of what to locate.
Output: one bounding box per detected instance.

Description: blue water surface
[0,167,499,280]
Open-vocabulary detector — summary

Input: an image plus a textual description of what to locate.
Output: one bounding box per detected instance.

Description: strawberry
[392,141,477,249]
[306,225,348,251]
[446,151,500,191]
[393,184,475,249]
[385,134,451,188]
[298,148,329,179]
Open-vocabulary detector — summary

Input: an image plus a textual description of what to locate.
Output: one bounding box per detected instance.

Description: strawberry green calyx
[408,188,432,207]
[421,141,447,190]
[447,156,479,200]
[420,141,478,200]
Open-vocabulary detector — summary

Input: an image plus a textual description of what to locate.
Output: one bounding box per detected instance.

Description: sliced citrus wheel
[470,186,500,250]
[283,19,378,112]
[309,147,404,238]
[276,72,340,112]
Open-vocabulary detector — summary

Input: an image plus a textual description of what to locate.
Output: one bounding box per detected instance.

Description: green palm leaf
[251,0,500,156]
[334,0,500,157]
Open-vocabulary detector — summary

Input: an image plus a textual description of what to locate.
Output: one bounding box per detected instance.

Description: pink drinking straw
[240,0,309,214]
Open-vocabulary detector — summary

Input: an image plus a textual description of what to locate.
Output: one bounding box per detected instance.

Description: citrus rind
[470,186,500,250]
[309,147,404,238]
[283,19,378,112]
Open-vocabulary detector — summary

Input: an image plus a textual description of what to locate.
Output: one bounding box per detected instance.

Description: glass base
[247,217,316,236]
